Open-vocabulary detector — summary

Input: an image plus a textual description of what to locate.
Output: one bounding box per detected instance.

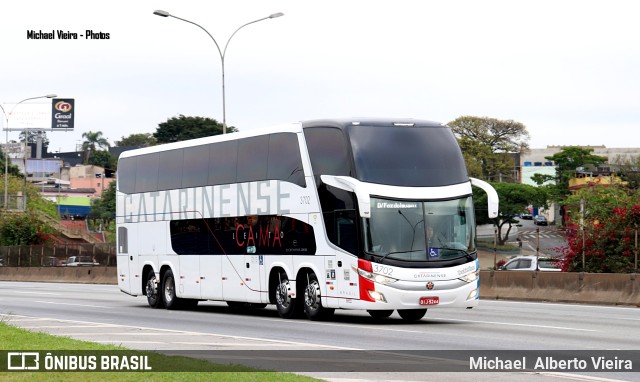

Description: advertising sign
[51,98,74,129]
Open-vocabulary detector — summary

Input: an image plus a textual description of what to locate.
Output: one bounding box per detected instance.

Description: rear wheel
[303,273,334,320]
[162,269,181,310]
[368,310,394,319]
[274,272,300,319]
[398,309,427,321]
[145,270,163,309]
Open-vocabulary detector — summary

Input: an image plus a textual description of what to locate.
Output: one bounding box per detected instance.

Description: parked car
[65,256,99,267]
[533,215,548,226]
[499,255,561,271]
[519,212,533,220]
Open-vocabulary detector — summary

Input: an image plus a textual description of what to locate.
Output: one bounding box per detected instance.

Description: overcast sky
[1,0,638,153]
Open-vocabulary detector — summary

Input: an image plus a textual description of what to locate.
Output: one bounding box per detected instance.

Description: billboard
[51,98,74,129]
[2,98,74,130]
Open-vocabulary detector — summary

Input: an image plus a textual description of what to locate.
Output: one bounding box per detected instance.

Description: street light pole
[153,10,284,134]
[1,94,57,210]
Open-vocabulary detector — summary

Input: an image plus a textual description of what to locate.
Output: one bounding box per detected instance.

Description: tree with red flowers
[559,186,639,273]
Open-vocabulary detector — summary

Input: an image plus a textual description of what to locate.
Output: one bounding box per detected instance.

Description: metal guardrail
[0,244,116,267]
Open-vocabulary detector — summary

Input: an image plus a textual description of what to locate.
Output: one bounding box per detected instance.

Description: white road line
[95,341,163,344]
[13,291,59,295]
[34,301,110,309]
[16,325,114,329]
[428,317,597,332]
[0,313,357,350]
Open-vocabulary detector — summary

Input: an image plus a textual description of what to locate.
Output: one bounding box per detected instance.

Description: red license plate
[420,297,439,306]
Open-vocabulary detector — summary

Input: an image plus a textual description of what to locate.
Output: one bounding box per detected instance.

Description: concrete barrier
[480,270,640,306]
[0,267,116,285]
[1,267,639,306]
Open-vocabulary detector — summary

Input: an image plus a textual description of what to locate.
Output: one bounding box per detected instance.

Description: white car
[65,256,100,267]
[500,255,561,271]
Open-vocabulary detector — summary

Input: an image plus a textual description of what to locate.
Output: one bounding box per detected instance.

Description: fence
[0,244,116,267]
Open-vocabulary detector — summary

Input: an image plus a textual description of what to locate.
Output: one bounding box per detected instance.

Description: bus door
[222,253,247,302]
[116,225,132,293]
[244,254,263,303]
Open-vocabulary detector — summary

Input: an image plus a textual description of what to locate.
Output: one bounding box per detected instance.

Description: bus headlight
[356,268,398,285]
[458,271,479,283]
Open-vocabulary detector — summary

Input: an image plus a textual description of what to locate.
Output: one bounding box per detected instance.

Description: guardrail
[0,244,116,267]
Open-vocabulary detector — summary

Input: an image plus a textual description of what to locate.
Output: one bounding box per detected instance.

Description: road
[514,219,567,256]
[1,281,639,381]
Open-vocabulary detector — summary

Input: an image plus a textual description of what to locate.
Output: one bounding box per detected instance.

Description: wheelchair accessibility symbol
[429,248,439,258]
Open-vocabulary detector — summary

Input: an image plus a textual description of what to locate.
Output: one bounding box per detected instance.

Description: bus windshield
[347,124,468,187]
[364,197,476,262]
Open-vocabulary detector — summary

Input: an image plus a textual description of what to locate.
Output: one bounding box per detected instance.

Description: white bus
[116,118,498,321]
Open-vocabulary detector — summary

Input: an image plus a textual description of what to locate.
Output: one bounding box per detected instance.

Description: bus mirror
[320,175,371,218]
[470,177,499,218]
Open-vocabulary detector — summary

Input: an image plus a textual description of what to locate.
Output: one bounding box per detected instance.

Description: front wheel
[398,309,427,321]
[303,273,334,320]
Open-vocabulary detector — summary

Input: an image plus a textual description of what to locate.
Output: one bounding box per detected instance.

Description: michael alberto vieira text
[470,356,633,371]
[27,30,109,39]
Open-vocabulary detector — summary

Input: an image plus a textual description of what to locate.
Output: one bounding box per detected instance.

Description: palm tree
[81,131,110,163]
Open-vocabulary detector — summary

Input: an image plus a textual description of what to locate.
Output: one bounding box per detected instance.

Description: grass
[0,320,321,382]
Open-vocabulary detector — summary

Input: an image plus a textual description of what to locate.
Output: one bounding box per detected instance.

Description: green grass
[0,321,321,381]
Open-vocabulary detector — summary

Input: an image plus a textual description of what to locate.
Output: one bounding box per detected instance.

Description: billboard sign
[51,98,74,129]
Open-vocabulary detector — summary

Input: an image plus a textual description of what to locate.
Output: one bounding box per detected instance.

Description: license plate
[420,297,439,306]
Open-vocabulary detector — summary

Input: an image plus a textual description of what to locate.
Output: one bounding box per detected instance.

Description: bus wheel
[398,309,427,321]
[304,273,334,320]
[275,272,298,319]
[145,270,163,309]
[368,310,393,319]
[162,269,180,310]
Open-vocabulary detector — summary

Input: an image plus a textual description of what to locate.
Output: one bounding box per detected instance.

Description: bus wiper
[440,246,475,262]
[376,249,421,263]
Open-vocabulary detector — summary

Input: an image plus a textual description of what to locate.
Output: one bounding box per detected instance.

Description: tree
[115,133,157,147]
[153,115,237,144]
[0,147,22,177]
[545,146,608,199]
[448,116,529,181]
[87,150,116,171]
[90,181,116,224]
[81,131,111,163]
[19,130,50,146]
[474,182,548,245]
[0,211,55,245]
[558,186,639,273]
[611,154,640,191]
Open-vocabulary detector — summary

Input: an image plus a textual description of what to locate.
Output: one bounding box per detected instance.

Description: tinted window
[268,133,305,187]
[118,157,136,194]
[135,153,159,193]
[158,149,184,190]
[209,140,238,185]
[182,144,210,188]
[348,125,468,186]
[169,215,316,255]
[304,128,351,176]
[237,136,269,183]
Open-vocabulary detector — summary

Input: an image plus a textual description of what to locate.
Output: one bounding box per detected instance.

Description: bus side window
[118,227,128,254]
[332,210,358,255]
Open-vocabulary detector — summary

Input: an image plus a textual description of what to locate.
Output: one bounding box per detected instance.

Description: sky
[1,0,639,153]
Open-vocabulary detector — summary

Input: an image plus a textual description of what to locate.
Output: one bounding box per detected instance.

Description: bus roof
[119,118,446,159]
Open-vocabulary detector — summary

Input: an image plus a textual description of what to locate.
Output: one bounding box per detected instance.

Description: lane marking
[34,301,110,309]
[14,291,59,296]
[0,313,357,350]
[428,317,597,332]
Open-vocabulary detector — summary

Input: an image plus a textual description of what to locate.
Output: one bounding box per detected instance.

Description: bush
[0,212,56,246]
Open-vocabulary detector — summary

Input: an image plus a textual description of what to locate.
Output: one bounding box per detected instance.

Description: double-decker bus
[116,118,498,321]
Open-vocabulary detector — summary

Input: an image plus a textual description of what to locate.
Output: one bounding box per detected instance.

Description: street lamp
[153,10,284,134]
[1,94,57,210]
